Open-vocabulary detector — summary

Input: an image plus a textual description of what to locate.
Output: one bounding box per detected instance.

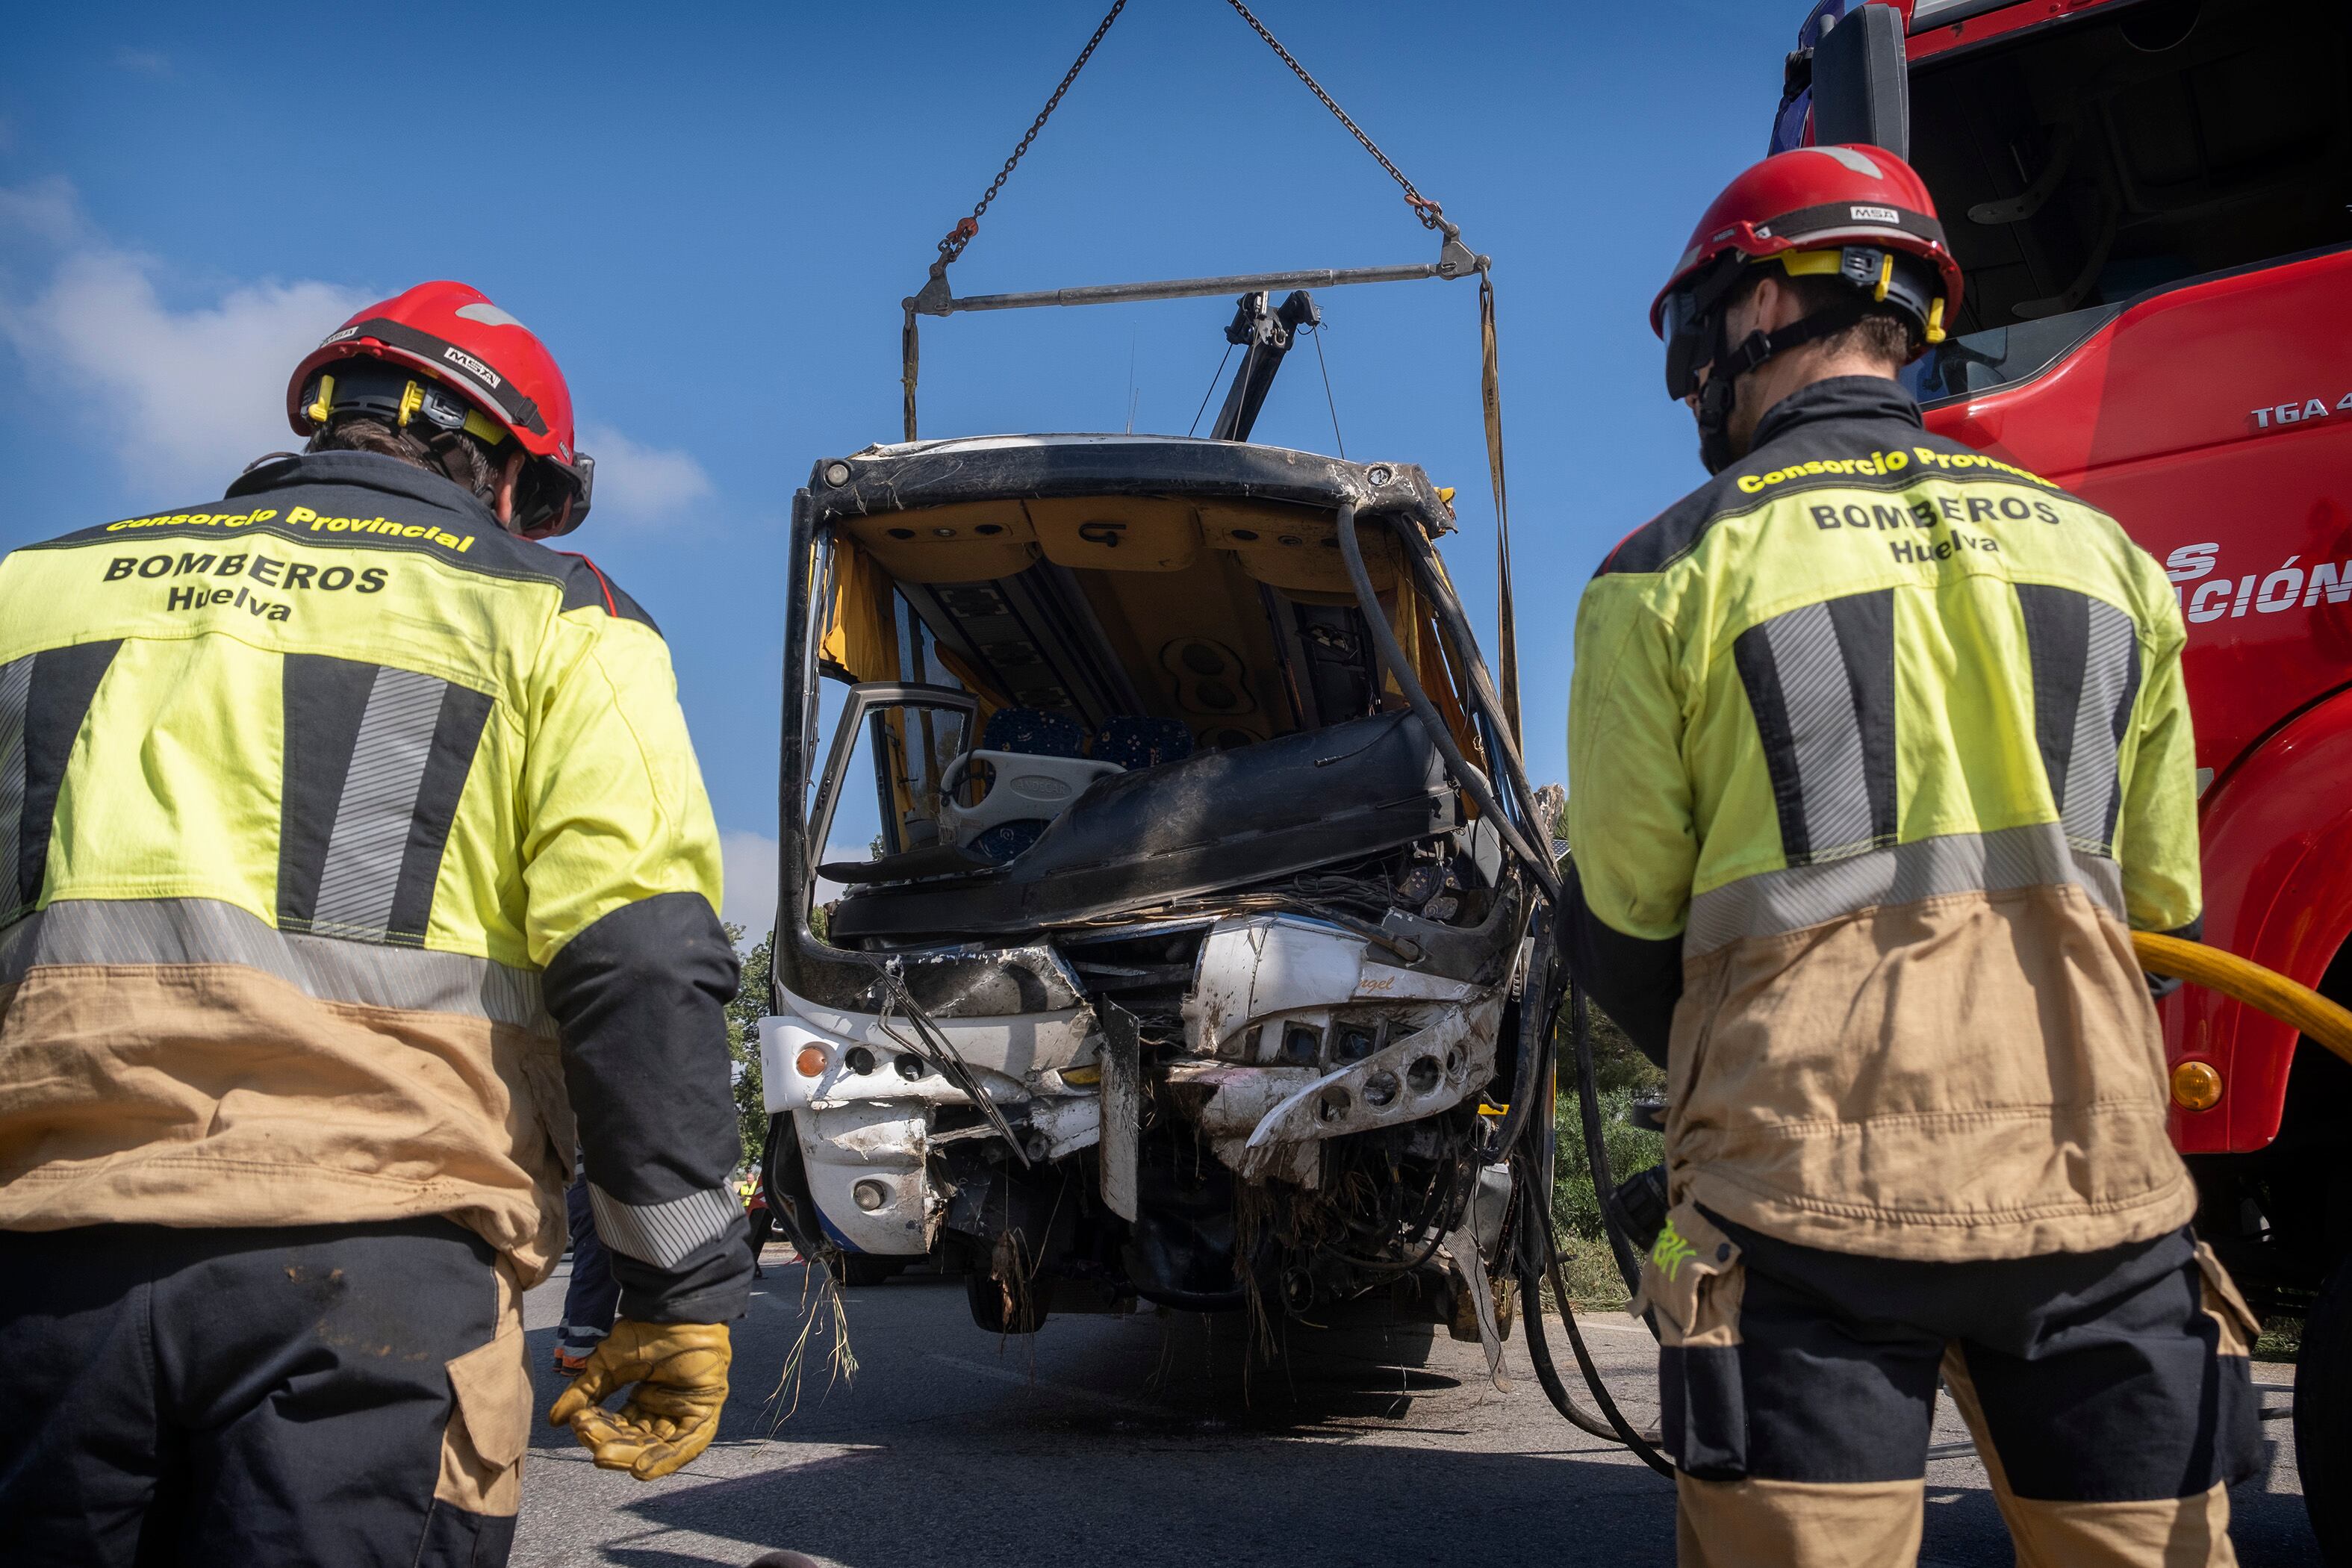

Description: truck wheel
[2297,1257,2352,1557]
[965,1267,1048,1334]
[828,1254,906,1288]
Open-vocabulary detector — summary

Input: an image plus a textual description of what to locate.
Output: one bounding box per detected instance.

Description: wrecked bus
[755,432,1544,1340]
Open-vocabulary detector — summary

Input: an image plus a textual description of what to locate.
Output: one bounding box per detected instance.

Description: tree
[722,925,774,1169]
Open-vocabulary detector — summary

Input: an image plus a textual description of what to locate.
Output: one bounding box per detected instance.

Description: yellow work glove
[547,1318,732,1480]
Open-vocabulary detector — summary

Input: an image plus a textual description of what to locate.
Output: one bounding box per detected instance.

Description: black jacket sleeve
[1559,860,1684,1068]
[544,891,752,1323]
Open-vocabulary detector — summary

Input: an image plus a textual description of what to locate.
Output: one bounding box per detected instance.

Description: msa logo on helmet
[320,326,360,347]
[442,346,502,390]
[1850,205,1902,224]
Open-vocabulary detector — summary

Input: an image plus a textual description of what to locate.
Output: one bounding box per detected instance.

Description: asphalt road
[512,1245,2321,1567]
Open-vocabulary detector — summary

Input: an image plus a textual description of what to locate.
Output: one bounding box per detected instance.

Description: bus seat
[1094,716,1195,772]
[939,707,1118,862]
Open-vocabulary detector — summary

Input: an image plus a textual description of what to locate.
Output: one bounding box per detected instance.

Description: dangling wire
[1125,329,1140,434]
[1188,342,1236,438]
[1307,323,1345,457]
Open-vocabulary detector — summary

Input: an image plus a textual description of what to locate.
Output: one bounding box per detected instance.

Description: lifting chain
[1222,0,1449,231]
[930,0,1131,274]
[927,0,1459,279]
[903,0,1479,447]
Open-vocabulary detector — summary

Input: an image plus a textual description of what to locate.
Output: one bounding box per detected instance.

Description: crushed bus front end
[759,435,1540,1341]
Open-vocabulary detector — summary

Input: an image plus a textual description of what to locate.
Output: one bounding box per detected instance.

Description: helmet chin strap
[1693,305,1867,474]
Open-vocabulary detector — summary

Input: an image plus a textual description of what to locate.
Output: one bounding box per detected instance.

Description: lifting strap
[900,303,920,444]
[1480,273,1521,745]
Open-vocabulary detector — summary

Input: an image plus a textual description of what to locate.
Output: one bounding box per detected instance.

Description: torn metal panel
[886,942,1086,1014]
[1443,1222,1511,1393]
[1183,912,1480,1058]
[1236,996,1502,1179]
[1025,1095,1101,1160]
[762,991,1098,1117]
[1167,1062,1325,1136]
[783,940,1088,1017]
[794,1104,937,1257]
[1099,1003,1141,1222]
[1184,915,1368,1054]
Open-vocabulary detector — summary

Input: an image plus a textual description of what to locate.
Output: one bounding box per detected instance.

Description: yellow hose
[2132,930,2352,1068]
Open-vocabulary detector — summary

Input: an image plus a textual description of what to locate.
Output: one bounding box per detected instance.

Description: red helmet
[287,281,594,535]
[1650,144,1963,401]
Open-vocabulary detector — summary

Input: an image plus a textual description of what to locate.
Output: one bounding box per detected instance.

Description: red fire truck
[1775,0,2352,1539]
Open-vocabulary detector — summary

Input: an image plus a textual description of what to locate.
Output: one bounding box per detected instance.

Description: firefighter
[1565,149,2261,1565]
[743,1170,777,1278]
[0,281,750,1565]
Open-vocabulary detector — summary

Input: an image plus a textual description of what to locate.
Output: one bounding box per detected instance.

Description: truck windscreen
[1901,0,2349,399]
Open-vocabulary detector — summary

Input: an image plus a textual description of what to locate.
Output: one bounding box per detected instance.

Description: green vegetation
[1548,1002,1667,1307]
[1537,829,1675,1306]
[723,927,774,1169]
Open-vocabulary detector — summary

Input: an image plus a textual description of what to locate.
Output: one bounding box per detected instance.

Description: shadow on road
[520,1257,2320,1568]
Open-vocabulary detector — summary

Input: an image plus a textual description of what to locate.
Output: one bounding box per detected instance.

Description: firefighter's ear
[1729,272,1796,339]
[494,447,528,530]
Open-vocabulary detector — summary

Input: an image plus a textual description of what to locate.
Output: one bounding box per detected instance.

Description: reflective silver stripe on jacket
[588,1182,740,1269]
[2062,596,2138,850]
[0,896,552,1033]
[311,666,449,940]
[1732,591,1899,868]
[0,656,28,912]
[1761,601,1874,853]
[1684,823,2127,957]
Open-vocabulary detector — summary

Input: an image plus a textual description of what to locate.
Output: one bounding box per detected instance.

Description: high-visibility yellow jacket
[0,452,749,1320]
[1567,377,2200,1262]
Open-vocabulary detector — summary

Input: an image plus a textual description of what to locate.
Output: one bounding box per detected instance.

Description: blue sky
[0,1,1799,928]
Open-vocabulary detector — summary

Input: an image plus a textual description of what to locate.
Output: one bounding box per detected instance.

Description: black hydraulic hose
[1334,503,1670,1469]
[1388,518,1558,869]
[1511,1154,1620,1443]
[1484,911,1555,1164]
[1513,1146,1675,1478]
[1570,979,1646,1297]
[1336,505,1559,906]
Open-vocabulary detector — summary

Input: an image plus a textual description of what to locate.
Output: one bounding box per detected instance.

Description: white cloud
[7,252,370,495]
[113,48,171,77]
[0,178,92,246]
[0,181,718,514]
[0,184,370,497]
[577,420,715,528]
[719,830,782,940]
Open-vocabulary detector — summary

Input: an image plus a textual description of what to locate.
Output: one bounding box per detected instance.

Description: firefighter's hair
[306,414,504,503]
[1737,268,1918,370]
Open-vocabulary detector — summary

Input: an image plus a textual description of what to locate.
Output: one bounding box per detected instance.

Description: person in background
[744,1171,777,1279]
[556,1165,623,1374]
